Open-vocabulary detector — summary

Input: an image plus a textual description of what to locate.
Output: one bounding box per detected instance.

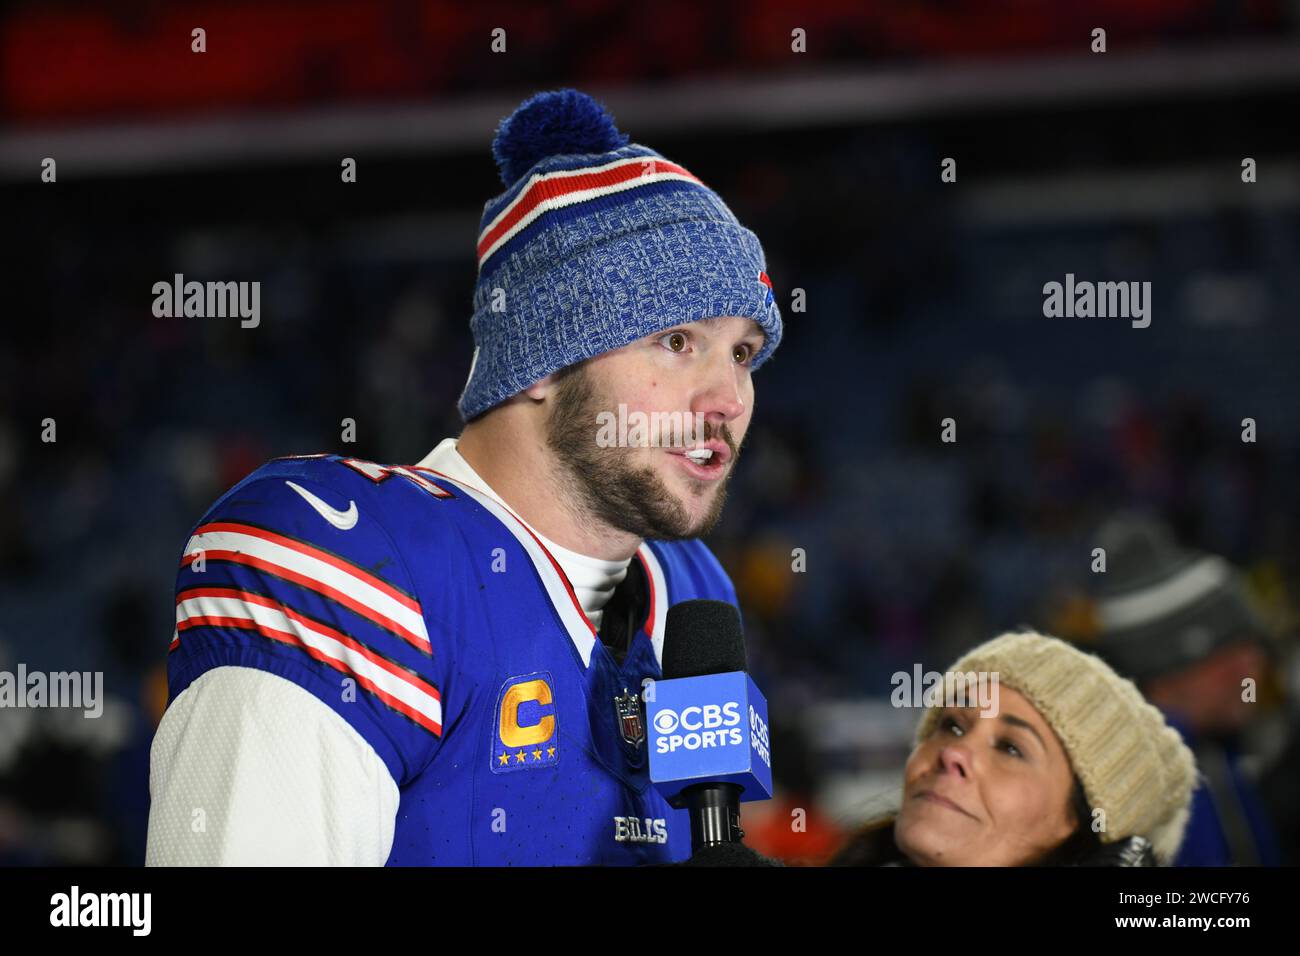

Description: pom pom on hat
[490,88,630,187]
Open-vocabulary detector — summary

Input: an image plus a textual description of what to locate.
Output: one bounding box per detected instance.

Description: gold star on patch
[532,748,543,761]
[547,745,556,757]
[498,753,510,766]
[514,750,526,763]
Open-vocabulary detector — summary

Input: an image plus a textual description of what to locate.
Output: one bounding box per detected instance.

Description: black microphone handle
[673,782,745,850]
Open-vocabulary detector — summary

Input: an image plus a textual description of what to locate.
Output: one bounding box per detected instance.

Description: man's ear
[523,374,556,402]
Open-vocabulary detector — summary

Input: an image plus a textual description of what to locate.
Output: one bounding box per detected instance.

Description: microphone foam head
[662,600,746,678]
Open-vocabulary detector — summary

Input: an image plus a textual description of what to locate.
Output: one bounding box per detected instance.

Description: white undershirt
[416,438,631,631]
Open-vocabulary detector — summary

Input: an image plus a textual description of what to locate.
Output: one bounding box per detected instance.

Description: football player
[146,88,783,865]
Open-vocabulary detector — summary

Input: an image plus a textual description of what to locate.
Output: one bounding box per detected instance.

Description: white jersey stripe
[175,591,442,733]
[183,527,431,654]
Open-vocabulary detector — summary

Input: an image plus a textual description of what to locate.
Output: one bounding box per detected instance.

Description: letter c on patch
[499,678,555,748]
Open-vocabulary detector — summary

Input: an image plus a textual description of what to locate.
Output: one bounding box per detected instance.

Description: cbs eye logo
[652,709,679,734]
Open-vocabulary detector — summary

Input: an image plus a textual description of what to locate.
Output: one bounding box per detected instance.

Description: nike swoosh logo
[285,480,358,531]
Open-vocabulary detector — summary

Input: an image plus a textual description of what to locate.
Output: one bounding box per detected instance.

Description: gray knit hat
[915,630,1199,865]
[1090,513,1267,682]
[457,88,783,421]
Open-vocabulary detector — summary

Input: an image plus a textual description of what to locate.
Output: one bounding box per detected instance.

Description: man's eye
[940,716,963,736]
[660,331,688,353]
[733,343,757,365]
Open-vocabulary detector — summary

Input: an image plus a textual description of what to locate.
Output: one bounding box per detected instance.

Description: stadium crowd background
[2,0,1298,865]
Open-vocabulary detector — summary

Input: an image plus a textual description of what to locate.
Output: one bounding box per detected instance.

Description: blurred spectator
[1089,514,1290,865]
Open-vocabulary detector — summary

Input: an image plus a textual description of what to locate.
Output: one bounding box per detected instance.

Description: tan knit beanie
[913,630,1199,864]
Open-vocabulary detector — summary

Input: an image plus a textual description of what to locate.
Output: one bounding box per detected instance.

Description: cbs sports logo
[652,702,744,753]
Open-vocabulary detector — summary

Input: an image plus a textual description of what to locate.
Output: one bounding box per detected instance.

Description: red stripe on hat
[477,157,703,265]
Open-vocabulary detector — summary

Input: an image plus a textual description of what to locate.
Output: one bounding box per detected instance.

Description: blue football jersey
[167,453,740,865]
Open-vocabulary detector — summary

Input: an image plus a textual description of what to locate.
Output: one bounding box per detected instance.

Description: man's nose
[691,345,746,424]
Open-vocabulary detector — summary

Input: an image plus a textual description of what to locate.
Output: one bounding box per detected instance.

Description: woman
[832,630,1198,866]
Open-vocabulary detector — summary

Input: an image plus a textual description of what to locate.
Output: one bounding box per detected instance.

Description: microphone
[647,600,773,854]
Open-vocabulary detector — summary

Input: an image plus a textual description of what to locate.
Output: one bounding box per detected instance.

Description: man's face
[544,316,763,541]
[1144,638,1270,738]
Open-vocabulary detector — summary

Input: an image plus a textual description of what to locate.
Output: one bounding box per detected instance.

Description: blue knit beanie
[457,88,783,421]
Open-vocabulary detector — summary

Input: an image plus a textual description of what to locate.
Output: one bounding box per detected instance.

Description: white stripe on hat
[477,155,701,268]
[1098,555,1231,631]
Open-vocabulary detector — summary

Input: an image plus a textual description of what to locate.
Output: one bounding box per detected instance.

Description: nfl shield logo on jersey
[614,687,645,748]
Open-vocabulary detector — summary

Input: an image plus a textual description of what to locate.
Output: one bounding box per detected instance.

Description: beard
[544,364,739,541]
